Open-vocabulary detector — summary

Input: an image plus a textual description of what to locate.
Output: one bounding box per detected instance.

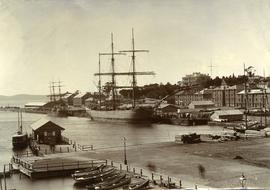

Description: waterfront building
[188,100,215,110]
[175,89,212,108]
[73,92,91,107]
[155,103,179,116]
[24,102,47,109]
[62,91,79,105]
[30,119,65,145]
[211,79,244,107]
[236,88,270,109]
[210,109,243,122]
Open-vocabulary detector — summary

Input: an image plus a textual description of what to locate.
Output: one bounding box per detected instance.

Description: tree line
[116,74,270,100]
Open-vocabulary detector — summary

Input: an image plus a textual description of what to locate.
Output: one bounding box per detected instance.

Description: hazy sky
[1,0,270,95]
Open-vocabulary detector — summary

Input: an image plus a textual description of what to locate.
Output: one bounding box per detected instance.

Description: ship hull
[87,107,153,123]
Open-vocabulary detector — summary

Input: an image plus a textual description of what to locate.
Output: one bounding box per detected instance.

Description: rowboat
[87,172,126,190]
[93,176,131,190]
[74,167,116,185]
[72,164,105,178]
[128,179,150,190]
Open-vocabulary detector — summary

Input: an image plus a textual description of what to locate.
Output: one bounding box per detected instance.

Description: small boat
[72,164,105,178]
[128,179,150,190]
[87,172,126,190]
[12,110,28,149]
[74,167,116,185]
[94,176,131,190]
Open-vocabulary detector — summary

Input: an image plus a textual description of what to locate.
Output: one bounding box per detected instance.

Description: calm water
[0,110,226,190]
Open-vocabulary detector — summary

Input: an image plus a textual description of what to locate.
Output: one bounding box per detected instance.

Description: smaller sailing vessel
[12,109,28,149]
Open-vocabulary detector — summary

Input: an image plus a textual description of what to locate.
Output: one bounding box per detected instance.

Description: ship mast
[263,69,267,127]
[99,33,125,110]
[98,53,102,110]
[244,64,248,130]
[120,28,151,108]
[95,29,155,109]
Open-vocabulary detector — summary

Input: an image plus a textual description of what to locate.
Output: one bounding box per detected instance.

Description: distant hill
[0,94,47,100]
[0,94,48,107]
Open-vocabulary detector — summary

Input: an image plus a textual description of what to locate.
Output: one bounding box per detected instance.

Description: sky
[1,0,270,95]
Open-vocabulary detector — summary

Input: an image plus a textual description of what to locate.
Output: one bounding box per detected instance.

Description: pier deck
[12,153,107,179]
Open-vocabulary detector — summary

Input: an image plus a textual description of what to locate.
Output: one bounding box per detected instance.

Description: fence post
[126,165,129,172]
[152,173,154,180]
[160,175,163,186]
[45,149,47,154]
[195,185,197,190]
[133,168,135,174]
[67,147,69,152]
[140,169,143,176]
[179,180,182,188]
[27,151,28,157]
[105,160,107,165]
[111,161,113,166]
[91,145,93,150]
[120,164,122,171]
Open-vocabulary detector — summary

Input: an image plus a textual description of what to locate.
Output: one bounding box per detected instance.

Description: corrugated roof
[30,118,64,131]
[213,109,243,116]
[238,88,270,95]
[189,100,214,105]
[73,93,88,98]
[158,103,179,109]
[62,93,73,99]
[25,102,46,107]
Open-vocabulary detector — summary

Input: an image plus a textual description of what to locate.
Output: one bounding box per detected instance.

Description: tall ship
[87,29,155,123]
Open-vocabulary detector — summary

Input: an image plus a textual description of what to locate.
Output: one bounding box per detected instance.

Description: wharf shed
[25,102,46,109]
[210,109,243,122]
[30,119,65,145]
[73,92,91,107]
[156,103,179,116]
[188,100,215,110]
[62,91,79,106]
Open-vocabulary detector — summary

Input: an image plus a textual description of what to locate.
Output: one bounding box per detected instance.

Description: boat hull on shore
[87,107,153,123]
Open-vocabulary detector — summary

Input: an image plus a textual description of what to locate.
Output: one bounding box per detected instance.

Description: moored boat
[87,172,126,190]
[128,179,150,190]
[74,166,116,185]
[72,164,105,178]
[88,29,155,123]
[93,176,131,190]
[12,110,28,149]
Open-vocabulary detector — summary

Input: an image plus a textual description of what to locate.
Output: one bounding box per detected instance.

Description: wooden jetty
[11,154,107,179]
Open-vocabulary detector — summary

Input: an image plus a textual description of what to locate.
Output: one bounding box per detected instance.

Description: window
[52,131,56,136]
[44,131,47,136]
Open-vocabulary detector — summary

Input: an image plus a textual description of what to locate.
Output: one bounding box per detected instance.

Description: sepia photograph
[0,0,270,189]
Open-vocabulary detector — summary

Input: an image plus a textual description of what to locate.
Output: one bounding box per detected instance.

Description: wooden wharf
[11,155,107,179]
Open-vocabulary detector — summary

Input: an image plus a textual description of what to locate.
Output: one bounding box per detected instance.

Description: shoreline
[62,138,270,188]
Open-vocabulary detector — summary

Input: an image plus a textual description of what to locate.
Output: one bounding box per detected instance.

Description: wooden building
[73,92,91,107]
[30,119,65,145]
[156,103,179,116]
[210,109,243,122]
[188,100,215,110]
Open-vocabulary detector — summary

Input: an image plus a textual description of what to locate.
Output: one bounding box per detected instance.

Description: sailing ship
[12,109,28,149]
[87,29,155,123]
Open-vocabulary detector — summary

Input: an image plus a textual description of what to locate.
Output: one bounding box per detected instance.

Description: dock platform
[11,154,107,179]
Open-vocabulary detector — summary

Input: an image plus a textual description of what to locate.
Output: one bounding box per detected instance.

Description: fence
[103,159,202,190]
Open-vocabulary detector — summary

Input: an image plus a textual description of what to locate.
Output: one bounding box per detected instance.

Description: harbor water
[0,110,227,189]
